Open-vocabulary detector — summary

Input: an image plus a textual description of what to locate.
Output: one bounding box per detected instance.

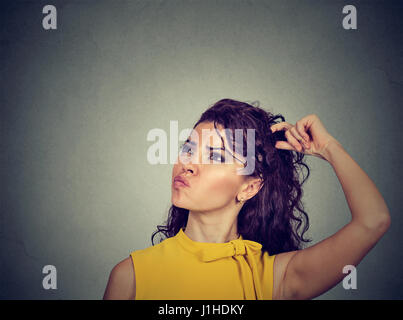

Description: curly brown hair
[151,98,311,255]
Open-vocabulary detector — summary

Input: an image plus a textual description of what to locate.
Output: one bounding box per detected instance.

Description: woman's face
[171,121,250,212]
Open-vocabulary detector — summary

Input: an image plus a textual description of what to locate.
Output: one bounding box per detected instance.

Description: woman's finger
[289,126,306,146]
[285,130,303,152]
[274,141,296,151]
[296,120,311,143]
[270,121,292,133]
[271,121,304,152]
[291,126,310,149]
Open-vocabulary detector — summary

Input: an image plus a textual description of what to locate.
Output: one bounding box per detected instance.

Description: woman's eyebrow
[185,138,245,164]
[184,138,197,146]
[185,138,225,151]
[207,146,225,151]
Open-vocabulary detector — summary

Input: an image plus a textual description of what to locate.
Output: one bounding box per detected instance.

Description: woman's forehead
[191,122,232,147]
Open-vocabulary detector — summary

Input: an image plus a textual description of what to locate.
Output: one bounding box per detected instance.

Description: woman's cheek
[201,170,239,196]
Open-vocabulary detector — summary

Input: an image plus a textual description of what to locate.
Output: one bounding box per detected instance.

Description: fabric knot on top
[174,228,265,299]
[231,239,246,256]
[198,238,262,262]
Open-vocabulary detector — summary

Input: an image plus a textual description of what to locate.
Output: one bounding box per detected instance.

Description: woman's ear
[238,177,263,201]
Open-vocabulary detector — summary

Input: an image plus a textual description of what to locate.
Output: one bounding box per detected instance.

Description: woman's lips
[173,176,190,188]
[173,180,188,188]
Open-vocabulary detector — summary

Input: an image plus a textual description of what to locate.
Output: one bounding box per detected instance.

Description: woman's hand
[271,114,391,300]
[270,114,339,161]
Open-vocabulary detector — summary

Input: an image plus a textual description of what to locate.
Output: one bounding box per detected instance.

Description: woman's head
[171,120,262,215]
[152,98,311,255]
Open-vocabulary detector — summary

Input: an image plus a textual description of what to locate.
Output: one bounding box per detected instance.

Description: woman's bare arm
[103,257,136,300]
[277,139,391,299]
[270,115,391,300]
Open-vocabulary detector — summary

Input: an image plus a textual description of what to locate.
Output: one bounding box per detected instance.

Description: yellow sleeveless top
[130,228,276,300]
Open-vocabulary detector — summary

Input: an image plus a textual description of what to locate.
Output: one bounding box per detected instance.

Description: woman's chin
[172,203,189,210]
[171,198,187,209]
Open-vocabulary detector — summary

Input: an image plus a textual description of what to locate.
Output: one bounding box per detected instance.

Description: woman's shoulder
[103,237,179,299]
[103,256,136,299]
[113,256,135,276]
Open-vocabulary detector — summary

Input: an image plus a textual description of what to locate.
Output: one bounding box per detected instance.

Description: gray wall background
[1,0,402,299]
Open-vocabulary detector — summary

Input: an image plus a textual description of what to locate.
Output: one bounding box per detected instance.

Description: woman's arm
[322,139,390,229]
[271,116,391,300]
[103,257,136,300]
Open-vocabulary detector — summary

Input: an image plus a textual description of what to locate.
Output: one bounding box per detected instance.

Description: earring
[239,197,245,204]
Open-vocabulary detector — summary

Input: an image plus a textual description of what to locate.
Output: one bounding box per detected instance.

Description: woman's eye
[210,152,225,163]
[180,143,193,155]
[180,143,225,163]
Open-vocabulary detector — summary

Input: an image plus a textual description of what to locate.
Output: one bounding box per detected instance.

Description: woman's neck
[184,210,239,243]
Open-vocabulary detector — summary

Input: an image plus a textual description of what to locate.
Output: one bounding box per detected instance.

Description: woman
[103,99,391,300]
